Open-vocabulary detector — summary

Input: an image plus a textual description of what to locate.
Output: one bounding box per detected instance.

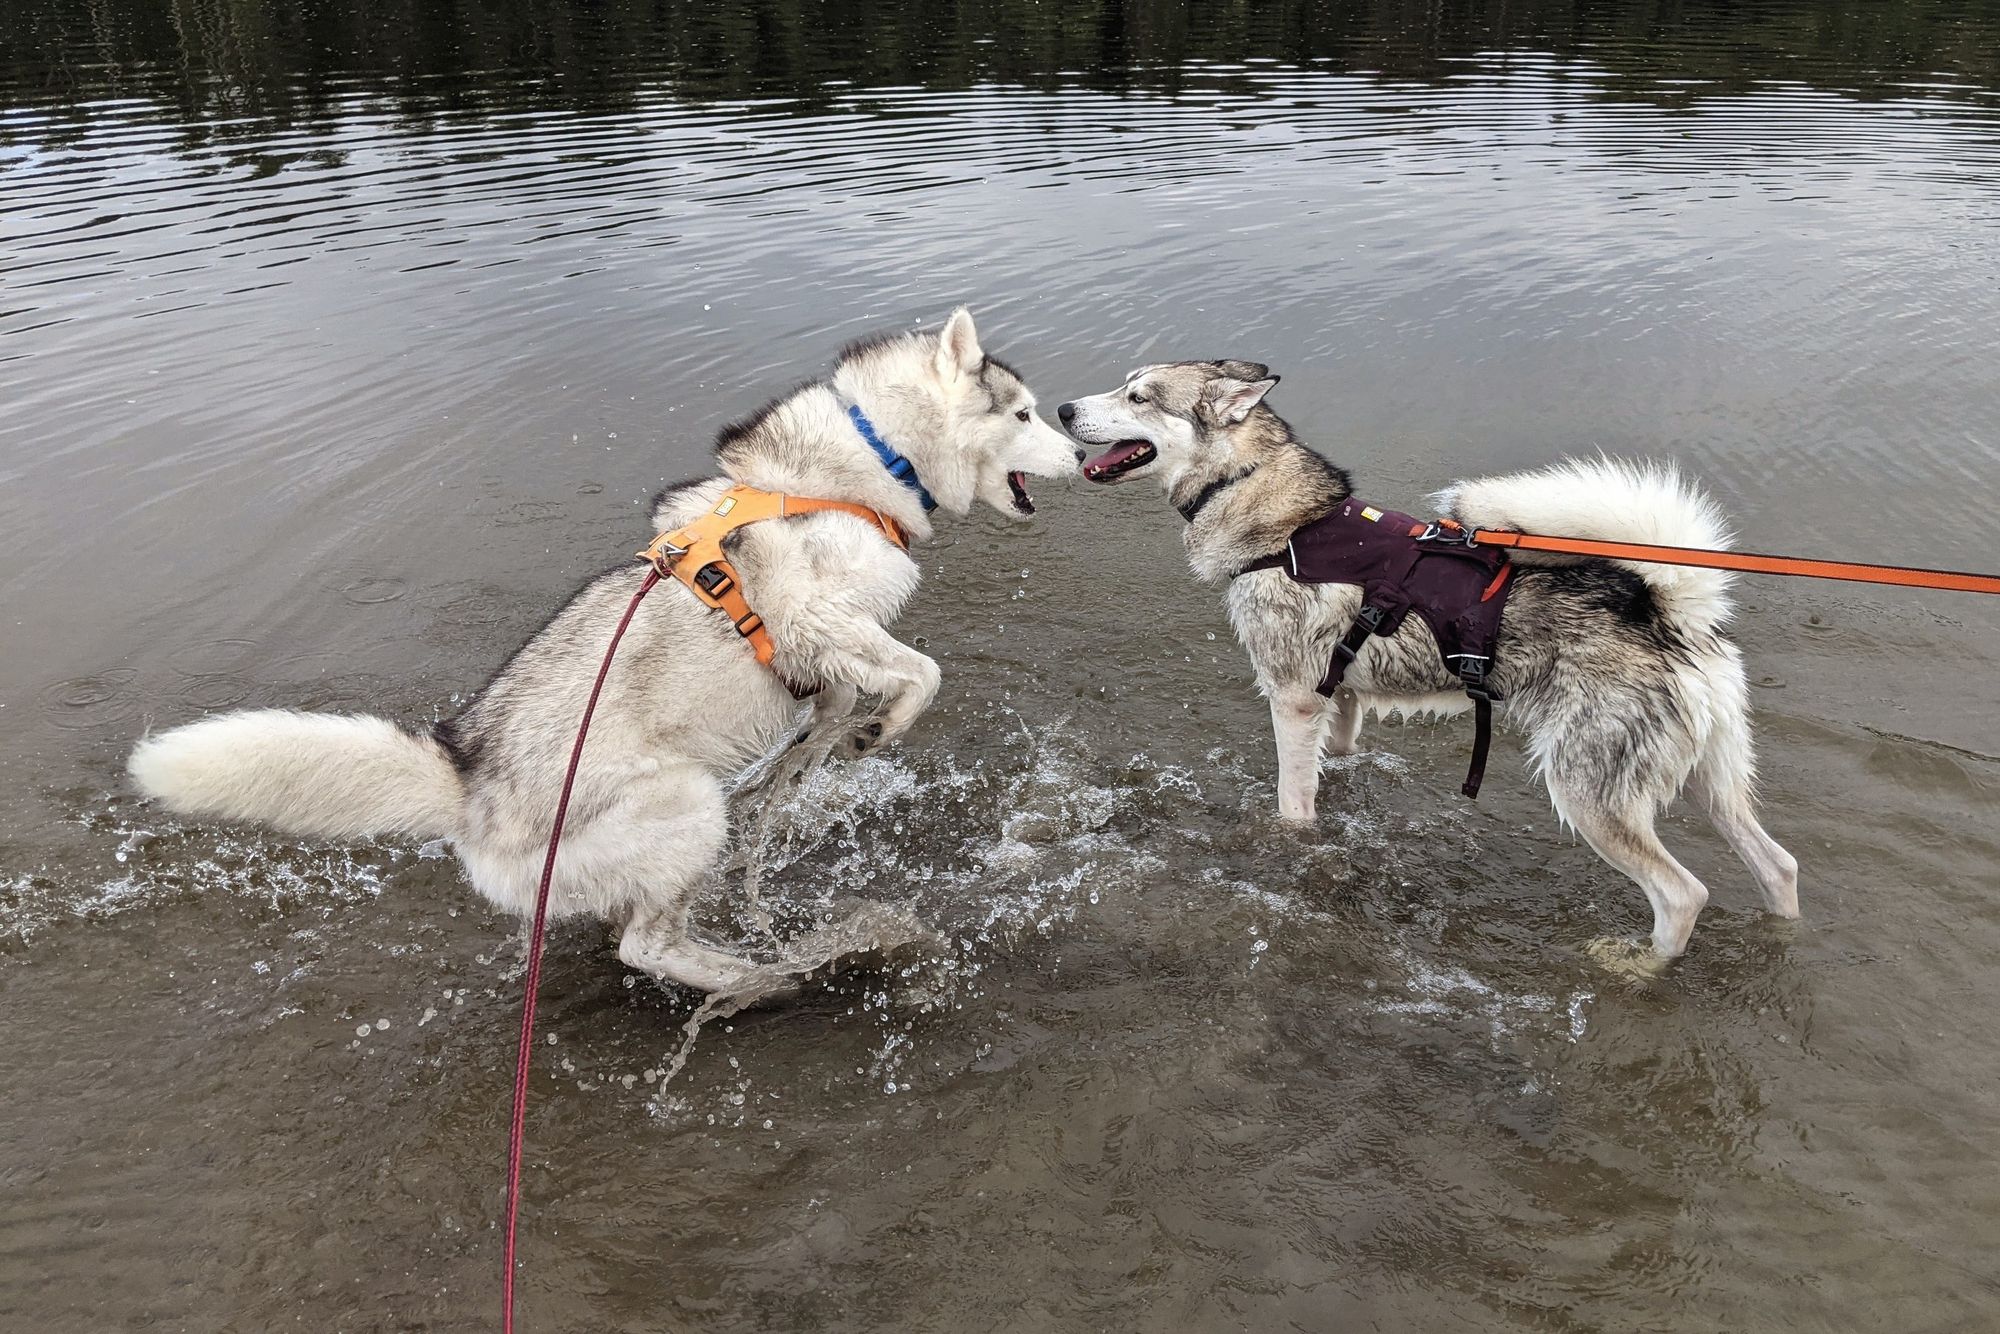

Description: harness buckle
[1451,653,1499,702]
[1332,603,1387,668]
[692,562,736,599]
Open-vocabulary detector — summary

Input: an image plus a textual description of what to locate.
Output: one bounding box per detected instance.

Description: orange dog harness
[639,484,909,693]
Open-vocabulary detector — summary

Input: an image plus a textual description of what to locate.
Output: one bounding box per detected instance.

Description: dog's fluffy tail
[128,710,463,841]
[1434,456,1735,636]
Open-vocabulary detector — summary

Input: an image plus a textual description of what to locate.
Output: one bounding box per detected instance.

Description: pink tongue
[1084,441,1150,476]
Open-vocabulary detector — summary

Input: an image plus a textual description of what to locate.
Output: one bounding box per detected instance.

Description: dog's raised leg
[621,905,766,993]
[807,620,941,755]
[1270,687,1332,822]
[804,681,860,747]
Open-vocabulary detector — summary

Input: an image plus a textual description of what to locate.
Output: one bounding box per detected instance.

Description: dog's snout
[1073,448,1088,464]
[1056,401,1076,426]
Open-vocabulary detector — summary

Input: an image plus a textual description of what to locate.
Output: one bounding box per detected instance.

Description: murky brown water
[5,1,2000,1329]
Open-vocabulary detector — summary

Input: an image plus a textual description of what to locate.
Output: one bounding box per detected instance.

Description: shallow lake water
[4,1,1999,1329]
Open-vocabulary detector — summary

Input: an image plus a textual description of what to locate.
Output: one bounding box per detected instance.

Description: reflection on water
[3,1,1999,1330]
[9,0,2000,122]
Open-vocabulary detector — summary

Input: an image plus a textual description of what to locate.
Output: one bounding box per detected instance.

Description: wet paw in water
[1582,935,1672,981]
[656,902,948,1085]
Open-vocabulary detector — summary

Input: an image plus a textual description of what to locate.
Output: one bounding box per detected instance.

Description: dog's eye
[1014,408,1030,422]
[1128,392,1145,404]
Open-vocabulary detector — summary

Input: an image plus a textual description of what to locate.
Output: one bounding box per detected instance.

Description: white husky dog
[130,310,1080,992]
[1059,360,1798,958]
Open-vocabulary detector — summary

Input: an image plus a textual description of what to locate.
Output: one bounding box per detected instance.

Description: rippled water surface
[4,1,2000,1329]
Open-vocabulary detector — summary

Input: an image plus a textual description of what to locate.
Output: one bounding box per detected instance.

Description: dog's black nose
[1056,401,1076,425]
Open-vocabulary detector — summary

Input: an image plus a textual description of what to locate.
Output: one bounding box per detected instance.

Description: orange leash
[1462,529,2000,596]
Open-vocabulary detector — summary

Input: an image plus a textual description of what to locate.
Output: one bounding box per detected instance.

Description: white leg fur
[1325,686,1364,758]
[1270,689,1331,822]
[1549,778,1710,957]
[807,681,860,738]
[620,907,764,993]
[1705,797,1800,919]
[1691,748,1800,920]
[807,620,941,751]
[500,764,758,989]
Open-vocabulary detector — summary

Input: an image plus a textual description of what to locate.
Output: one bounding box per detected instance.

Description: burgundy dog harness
[1240,498,1515,798]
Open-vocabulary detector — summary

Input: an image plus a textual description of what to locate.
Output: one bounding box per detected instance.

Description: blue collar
[847,403,936,512]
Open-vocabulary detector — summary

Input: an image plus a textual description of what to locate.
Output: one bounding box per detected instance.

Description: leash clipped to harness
[1241,498,2000,802]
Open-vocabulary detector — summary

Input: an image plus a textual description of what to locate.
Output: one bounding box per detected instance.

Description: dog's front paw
[839,719,885,759]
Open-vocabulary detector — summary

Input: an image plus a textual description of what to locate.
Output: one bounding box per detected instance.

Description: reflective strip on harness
[639,484,908,695]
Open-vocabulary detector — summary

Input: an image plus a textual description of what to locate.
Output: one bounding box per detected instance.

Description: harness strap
[1239,547,1290,576]
[1464,695,1494,800]
[640,484,908,697]
[1452,653,1499,798]
[1317,602,1387,696]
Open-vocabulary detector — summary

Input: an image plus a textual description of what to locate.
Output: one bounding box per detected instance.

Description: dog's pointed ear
[1207,374,1280,425]
[936,307,983,381]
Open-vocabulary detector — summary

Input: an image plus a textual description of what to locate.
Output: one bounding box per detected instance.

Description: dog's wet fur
[127,309,1079,993]
[1060,360,1798,958]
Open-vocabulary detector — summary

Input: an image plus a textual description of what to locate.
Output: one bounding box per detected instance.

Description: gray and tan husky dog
[129,309,1079,992]
[1058,361,1798,958]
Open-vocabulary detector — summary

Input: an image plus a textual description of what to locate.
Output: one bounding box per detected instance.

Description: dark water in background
[5,1,2000,1329]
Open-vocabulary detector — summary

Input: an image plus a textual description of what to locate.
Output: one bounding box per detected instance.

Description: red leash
[502,568,659,1333]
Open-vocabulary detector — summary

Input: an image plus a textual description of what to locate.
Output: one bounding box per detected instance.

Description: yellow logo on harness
[715,496,738,516]
[1361,506,1383,522]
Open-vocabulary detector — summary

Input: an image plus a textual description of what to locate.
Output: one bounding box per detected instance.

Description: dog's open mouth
[1007,470,1035,515]
[1082,440,1156,483]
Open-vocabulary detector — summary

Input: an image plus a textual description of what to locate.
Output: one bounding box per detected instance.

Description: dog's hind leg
[1703,795,1798,920]
[1270,687,1332,822]
[1326,686,1365,758]
[1690,695,1800,919]
[1548,775,1710,958]
[586,768,760,993]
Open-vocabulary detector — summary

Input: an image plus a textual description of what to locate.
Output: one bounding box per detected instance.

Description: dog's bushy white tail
[1435,457,1735,635]
[128,710,462,841]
